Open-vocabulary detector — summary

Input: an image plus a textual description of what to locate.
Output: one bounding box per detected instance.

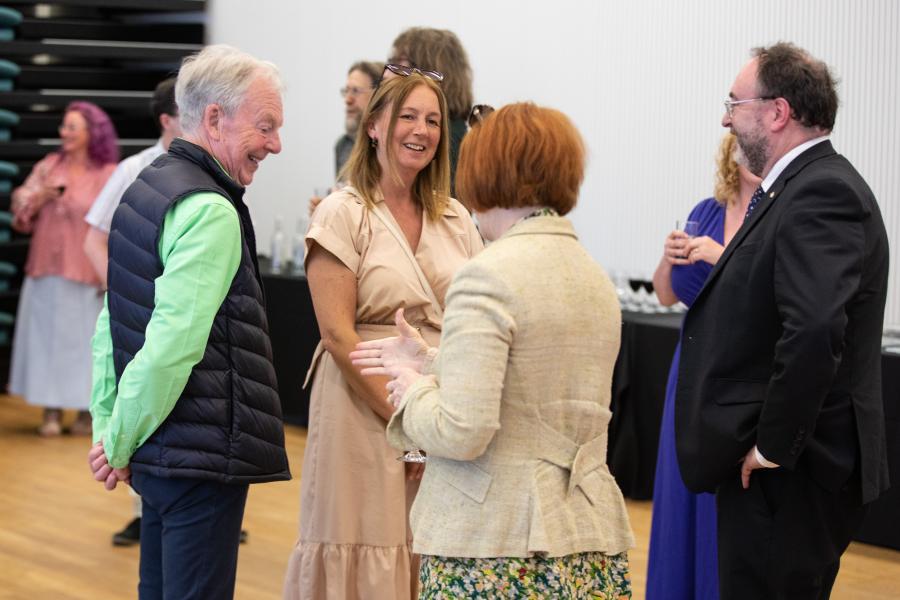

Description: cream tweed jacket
[387,215,634,558]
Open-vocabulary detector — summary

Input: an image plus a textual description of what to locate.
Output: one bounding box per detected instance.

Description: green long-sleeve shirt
[90,191,242,468]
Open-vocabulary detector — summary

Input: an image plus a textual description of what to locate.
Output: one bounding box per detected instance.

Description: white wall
[208,0,900,327]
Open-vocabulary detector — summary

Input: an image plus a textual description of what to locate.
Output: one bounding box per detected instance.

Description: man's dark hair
[347,60,384,87]
[150,77,178,129]
[752,42,839,131]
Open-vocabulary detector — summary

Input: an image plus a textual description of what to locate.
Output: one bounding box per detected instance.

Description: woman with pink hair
[9,101,118,435]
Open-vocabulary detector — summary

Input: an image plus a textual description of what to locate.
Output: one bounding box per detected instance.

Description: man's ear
[770,97,792,133]
[202,104,224,141]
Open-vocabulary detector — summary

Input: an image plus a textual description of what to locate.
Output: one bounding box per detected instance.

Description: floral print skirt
[419,551,631,599]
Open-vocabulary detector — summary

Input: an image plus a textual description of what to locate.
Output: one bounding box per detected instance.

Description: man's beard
[736,125,769,177]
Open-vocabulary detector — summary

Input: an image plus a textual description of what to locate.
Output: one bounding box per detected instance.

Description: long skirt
[9,275,102,409]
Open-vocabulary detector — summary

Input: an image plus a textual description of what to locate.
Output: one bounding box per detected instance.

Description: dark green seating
[0,6,23,26]
[0,160,18,178]
[0,261,15,293]
[0,108,19,127]
[0,59,19,77]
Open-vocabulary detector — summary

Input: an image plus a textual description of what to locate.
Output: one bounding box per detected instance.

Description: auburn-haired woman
[353,103,634,598]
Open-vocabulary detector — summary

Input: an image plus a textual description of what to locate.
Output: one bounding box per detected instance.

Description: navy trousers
[131,472,249,600]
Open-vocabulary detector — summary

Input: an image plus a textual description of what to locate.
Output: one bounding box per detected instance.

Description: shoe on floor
[37,420,62,437]
[112,517,141,546]
[38,409,62,437]
[69,413,92,436]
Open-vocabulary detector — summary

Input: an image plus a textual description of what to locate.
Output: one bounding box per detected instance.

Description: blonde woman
[284,73,482,599]
[646,133,761,599]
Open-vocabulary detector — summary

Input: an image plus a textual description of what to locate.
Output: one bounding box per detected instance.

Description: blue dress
[647,197,724,600]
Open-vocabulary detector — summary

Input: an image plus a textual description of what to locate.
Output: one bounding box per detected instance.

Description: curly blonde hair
[713,133,741,205]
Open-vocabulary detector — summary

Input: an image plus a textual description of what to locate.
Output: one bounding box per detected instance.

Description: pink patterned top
[12,153,116,285]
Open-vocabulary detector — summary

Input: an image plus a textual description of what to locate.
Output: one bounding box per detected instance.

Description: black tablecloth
[608,310,900,551]
[607,311,681,500]
[259,260,319,427]
[258,271,899,551]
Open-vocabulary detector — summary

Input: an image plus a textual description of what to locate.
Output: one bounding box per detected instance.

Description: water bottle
[292,216,307,274]
[271,215,285,272]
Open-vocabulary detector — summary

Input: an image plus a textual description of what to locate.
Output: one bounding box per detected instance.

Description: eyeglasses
[467,104,495,128]
[340,85,374,98]
[382,63,444,83]
[723,96,775,117]
[58,123,86,133]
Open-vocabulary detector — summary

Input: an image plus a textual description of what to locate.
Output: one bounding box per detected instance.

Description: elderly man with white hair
[87,44,290,599]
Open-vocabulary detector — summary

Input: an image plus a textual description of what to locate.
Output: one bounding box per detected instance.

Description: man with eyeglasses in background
[309,61,381,216]
[676,42,889,599]
[336,61,382,177]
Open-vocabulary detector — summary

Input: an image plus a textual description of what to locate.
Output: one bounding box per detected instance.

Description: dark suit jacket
[675,140,890,504]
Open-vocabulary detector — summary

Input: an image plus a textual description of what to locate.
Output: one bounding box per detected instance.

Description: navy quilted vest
[107,138,290,484]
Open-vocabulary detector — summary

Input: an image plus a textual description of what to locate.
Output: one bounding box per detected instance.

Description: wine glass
[676,219,700,238]
[398,449,427,463]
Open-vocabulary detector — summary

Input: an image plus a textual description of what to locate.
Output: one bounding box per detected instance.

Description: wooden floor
[0,394,897,599]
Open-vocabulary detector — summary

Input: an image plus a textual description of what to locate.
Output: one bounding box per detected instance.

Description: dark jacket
[676,140,889,504]
[107,138,290,485]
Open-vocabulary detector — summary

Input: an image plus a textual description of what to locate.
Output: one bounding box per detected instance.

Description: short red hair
[456,102,584,215]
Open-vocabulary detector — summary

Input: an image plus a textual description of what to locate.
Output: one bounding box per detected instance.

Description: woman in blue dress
[646,134,761,599]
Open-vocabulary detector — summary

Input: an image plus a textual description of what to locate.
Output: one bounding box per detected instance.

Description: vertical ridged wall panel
[587,0,899,328]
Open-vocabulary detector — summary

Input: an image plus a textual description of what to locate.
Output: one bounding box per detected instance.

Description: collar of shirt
[761,135,830,192]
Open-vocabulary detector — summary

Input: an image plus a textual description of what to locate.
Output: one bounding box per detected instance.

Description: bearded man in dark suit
[676,42,890,599]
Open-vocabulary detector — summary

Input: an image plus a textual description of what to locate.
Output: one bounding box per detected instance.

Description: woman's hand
[350,308,432,376]
[385,367,425,409]
[685,235,725,266]
[11,184,62,231]
[662,230,692,266]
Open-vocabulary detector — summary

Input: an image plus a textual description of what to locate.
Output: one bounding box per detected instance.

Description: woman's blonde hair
[713,133,741,205]
[340,74,451,221]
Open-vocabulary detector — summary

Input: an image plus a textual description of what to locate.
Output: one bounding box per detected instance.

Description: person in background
[84,77,180,290]
[335,60,383,177]
[309,60,382,216]
[677,42,889,598]
[351,102,634,598]
[386,27,473,192]
[646,133,760,600]
[283,73,482,600]
[87,44,289,599]
[9,101,118,436]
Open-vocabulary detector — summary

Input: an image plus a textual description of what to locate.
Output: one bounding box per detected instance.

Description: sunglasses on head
[467,104,495,128]
[382,63,444,83]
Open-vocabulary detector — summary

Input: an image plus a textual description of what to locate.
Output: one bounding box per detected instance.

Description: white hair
[175,44,283,133]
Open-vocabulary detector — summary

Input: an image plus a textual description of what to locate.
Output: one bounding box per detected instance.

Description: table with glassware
[258,263,900,551]
[606,309,900,551]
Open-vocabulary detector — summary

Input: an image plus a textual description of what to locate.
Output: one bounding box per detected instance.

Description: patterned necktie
[744,186,766,221]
